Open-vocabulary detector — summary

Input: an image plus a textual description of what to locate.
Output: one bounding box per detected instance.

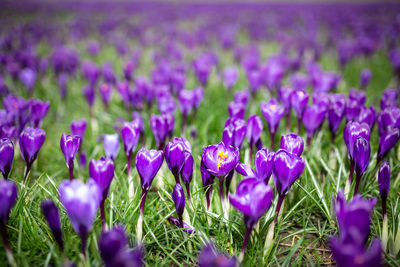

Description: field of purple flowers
[0,1,400,266]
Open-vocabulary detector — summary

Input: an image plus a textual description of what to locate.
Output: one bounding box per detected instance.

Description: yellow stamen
[217,151,228,169]
[270,104,277,111]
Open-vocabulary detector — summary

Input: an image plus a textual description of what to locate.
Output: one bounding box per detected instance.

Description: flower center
[270,104,277,111]
[217,151,228,169]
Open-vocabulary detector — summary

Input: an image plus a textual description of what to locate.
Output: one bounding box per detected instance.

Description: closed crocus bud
[193,87,204,111]
[353,137,371,194]
[222,66,239,90]
[172,183,185,226]
[380,88,398,110]
[349,88,366,105]
[59,179,101,257]
[121,121,140,173]
[178,89,195,117]
[222,117,247,149]
[0,138,14,179]
[378,161,390,216]
[70,119,87,145]
[234,90,250,107]
[135,148,164,212]
[29,99,50,128]
[19,68,36,93]
[358,106,376,130]
[79,151,87,167]
[290,89,309,119]
[0,180,18,224]
[150,114,169,150]
[228,101,246,119]
[181,153,194,200]
[360,69,372,90]
[246,114,263,162]
[99,225,144,267]
[378,127,400,162]
[229,177,274,258]
[123,61,135,81]
[19,127,46,182]
[165,138,187,182]
[60,133,81,180]
[343,121,371,160]
[99,83,113,108]
[89,157,115,227]
[41,200,63,251]
[328,94,346,140]
[302,104,326,145]
[198,243,236,267]
[247,70,262,94]
[345,98,361,122]
[254,148,274,183]
[83,85,95,108]
[260,98,285,149]
[104,134,120,161]
[280,133,304,157]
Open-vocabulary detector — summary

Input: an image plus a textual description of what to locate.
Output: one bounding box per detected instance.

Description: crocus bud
[222,66,239,90]
[150,114,170,150]
[343,122,370,160]
[0,138,14,179]
[246,114,263,146]
[290,89,309,119]
[70,119,87,145]
[178,90,195,117]
[99,83,113,108]
[378,161,390,215]
[79,151,87,167]
[353,136,371,195]
[222,118,247,149]
[302,104,326,145]
[19,127,46,182]
[254,148,274,183]
[89,157,115,201]
[29,99,50,128]
[201,160,214,209]
[328,94,346,140]
[19,68,36,93]
[59,179,101,256]
[360,69,372,90]
[165,138,187,182]
[0,180,17,224]
[121,121,140,158]
[228,102,246,119]
[260,98,285,136]
[349,88,366,105]
[60,133,81,180]
[198,243,236,267]
[104,134,120,161]
[378,127,400,161]
[99,225,144,267]
[172,183,185,225]
[135,148,164,212]
[380,88,398,110]
[358,106,376,130]
[272,149,305,196]
[181,153,194,200]
[345,98,361,122]
[280,133,304,156]
[41,200,63,251]
[83,85,95,108]
[234,90,250,107]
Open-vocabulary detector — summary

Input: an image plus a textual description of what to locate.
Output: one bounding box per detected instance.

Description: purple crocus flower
[272,149,305,222]
[150,114,171,150]
[103,134,120,161]
[378,107,400,135]
[135,148,164,213]
[121,121,140,175]
[181,153,194,201]
[60,133,81,180]
[278,86,294,131]
[178,89,195,133]
[29,99,50,128]
[123,61,135,81]
[82,61,100,86]
[254,148,274,183]
[302,104,326,145]
[222,117,247,149]
[19,68,36,93]
[260,98,285,150]
[234,90,250,107]
[198,243,236,267]
[246,114,263,162]
[99,225,144,267]
[360,69,372,90]
[290,89,309,134]
[0,138,14,179]
[41,200,63,251]
[330,191,381,267]
[165,138,188,183]
[228,102,246,119]
[83,85,95,111]
[380,89,398,110]
[70,119,87,146]
[102,63,116,85]
[349,89,366,106]
[378,161,390,216]
[99,83,113,108]
[280,133,304,157]
[172,183,185,227]
[89,157,115,228]
[0,180,18,261]
[59,179,101,258]
[378,127,400,163]
[353,137,370,194]
[202,142,240,203]
[345,98,361,122]
[358,106,376,130]
[157,95,176,114]
[222,66,239,90]
[19,127,46,183]
[246,70,262,95]
[229,177,273,259]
